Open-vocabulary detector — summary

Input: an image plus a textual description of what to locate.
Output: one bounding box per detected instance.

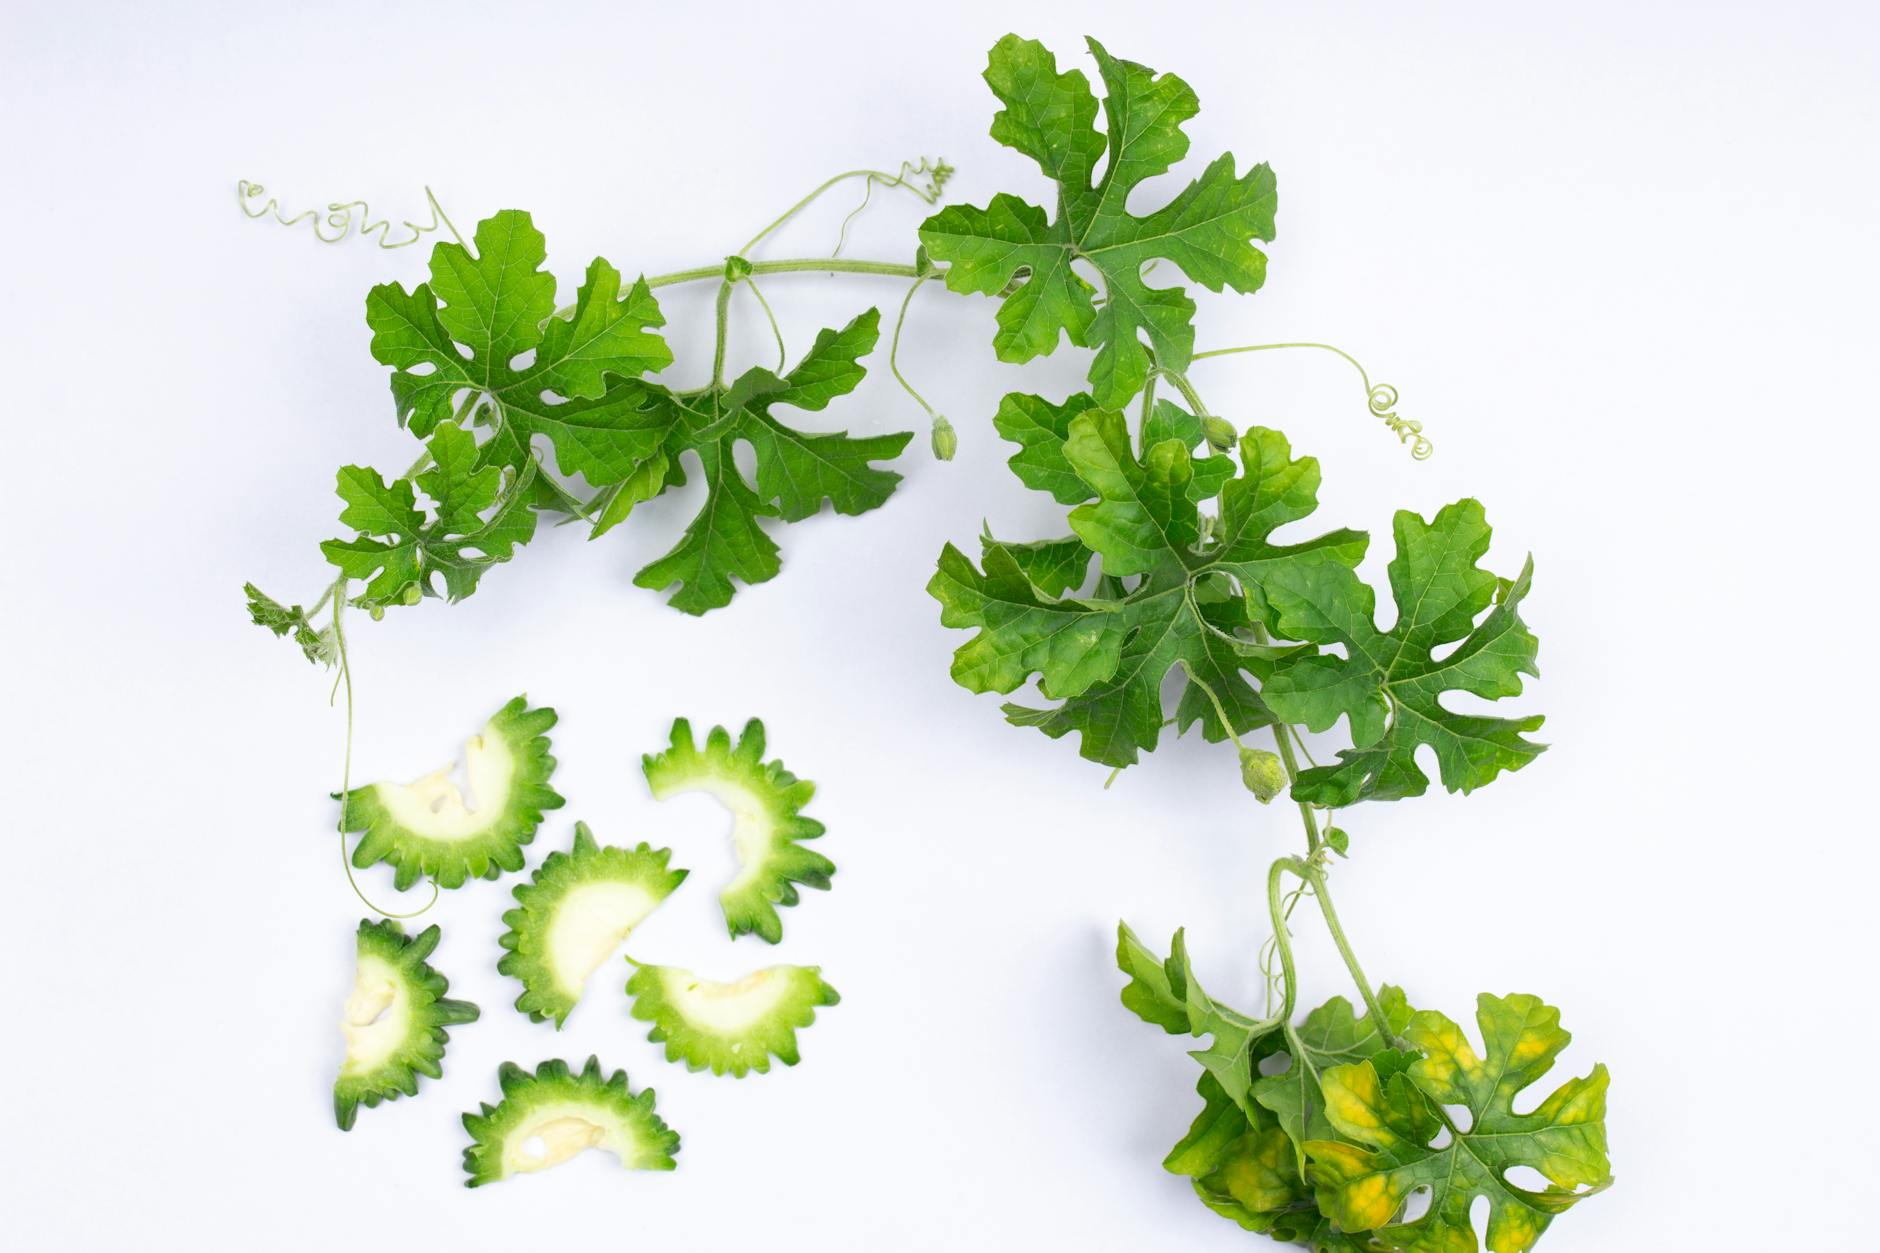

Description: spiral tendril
[237,180,464,249]
[1189,341,1434,460]
[833,158,954,257]
[1365,381,1432,460]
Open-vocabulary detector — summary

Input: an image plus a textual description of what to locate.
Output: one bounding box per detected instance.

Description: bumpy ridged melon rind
[460,1056,679,1186]
[498,822,687,1026]
[641,717,831,942]
[340,695,564,890]
[334,919,479,1130]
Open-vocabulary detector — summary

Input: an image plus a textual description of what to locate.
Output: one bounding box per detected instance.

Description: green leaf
[334,467,424,538]
[1115,921,1187,1033]
[1066,412,1198,578]
[1166,1072,1311,1233]
[631,309,910,614]
[365,210,675,489]
[1254,988,1416,1174]
[1118,927,1274,1116]
[587,449,670,540]
[414,419,502,532]
[633,440,780,615]
[1262,499,1545,804]
[930,542,1126,699]
[1305,994,1611,1252]
[933,418,1362,766]
[243,583,334,665]
[991,390,1104,505]
[920,36,1278,407]
[321,421,539,611]
[979,534,1092,599]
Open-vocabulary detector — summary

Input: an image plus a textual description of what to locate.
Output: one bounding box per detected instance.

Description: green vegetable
[461,1056,678,1186]
[334,920,477,1130]
[498,823,687,1027]
[641,718,832,943]
[338,695,562,890]
[626,962,839,1077]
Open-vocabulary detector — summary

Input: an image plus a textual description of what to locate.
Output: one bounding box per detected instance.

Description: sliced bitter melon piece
[626,961,839,1077]
[461,1056,678,1187]
[498,823,687,1026]
[334,919,478,1130]
[640,717,832,942]
[340,695,564,890]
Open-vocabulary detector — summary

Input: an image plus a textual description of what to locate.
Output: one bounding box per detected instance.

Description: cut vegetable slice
[334,919,478,1130]
[498,823,687,1026]
[640,717,832,942]
[461,1056,678,1186]
[340,695,564,890]
[626,961,839,1077]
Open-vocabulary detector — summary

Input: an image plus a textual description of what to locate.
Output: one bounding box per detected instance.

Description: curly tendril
[1360,380,1432,460]
[1188,341,1434,460]
[237,180,465,249]
[741,158,955,257]
[832,158,955,256]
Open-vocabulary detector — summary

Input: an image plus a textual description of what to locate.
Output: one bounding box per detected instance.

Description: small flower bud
[930,415,957,462]
[1238,747,1286,803]
[401,582,423,606]
[1202,415,1238,453]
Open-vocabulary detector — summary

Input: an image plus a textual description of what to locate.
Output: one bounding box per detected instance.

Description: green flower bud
[1238,747,1286,803]
[930,415,957,462]
[1202,415,1238,453]
[401,582,424,606]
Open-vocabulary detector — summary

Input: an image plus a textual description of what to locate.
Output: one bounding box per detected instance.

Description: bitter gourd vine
[244,32,1603,1246]
[926,36,1611,1253]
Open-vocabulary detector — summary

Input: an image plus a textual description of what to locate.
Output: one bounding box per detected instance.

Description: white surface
[4,2,1875,1249]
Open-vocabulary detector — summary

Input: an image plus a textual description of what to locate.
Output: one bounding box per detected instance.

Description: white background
[4,1,1875,1249]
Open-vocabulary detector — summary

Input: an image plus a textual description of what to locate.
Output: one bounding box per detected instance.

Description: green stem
[710,277,735,389]
[1159,367,1212,418]
[888,273,938,418]
[744,275,787,369]
[1270,854,1300,1023]
[1267,857,1306,1023]
[1301,861,1399,1049]
[1191,341,1368,368]
[644,256,922,289]
[327,577,438,920]
[304,581,337,619]
[1250,622,1320,854]
[1178,652,1246,752]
